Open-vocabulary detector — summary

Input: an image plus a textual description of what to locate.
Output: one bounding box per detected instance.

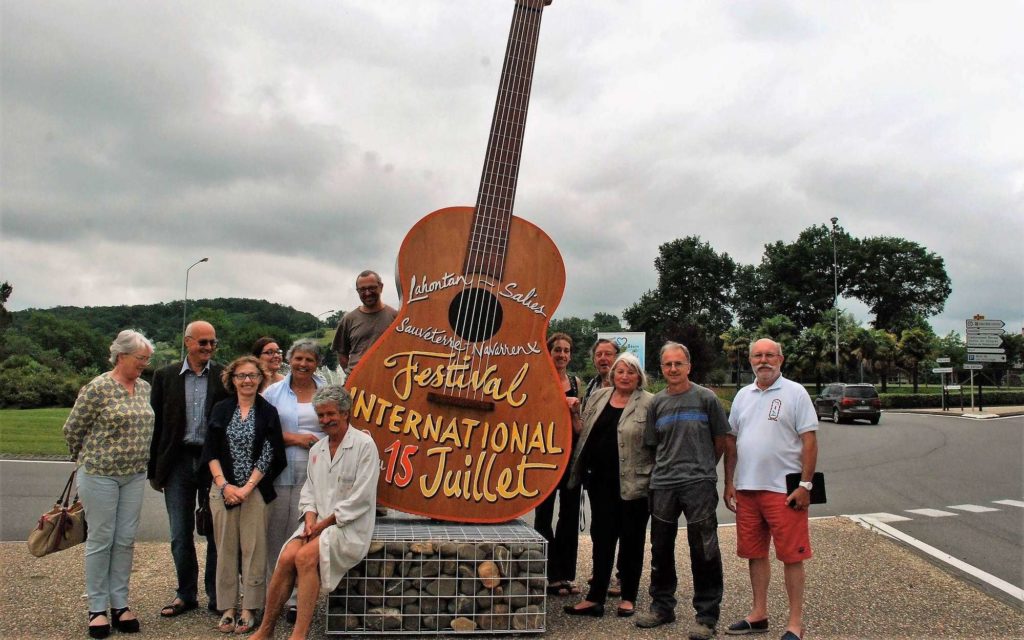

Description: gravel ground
[2,517,1020,639]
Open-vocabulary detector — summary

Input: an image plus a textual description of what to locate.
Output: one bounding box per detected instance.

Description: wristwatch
[798,480,813,491]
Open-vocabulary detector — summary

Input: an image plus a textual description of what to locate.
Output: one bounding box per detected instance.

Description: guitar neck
[465,0,548,281]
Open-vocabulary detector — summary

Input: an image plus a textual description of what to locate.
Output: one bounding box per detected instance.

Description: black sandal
[111,607,140,633]
[159,599,198,617]
[88,611,110,639]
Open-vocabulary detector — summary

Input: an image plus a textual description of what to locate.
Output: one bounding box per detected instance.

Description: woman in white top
[260,338,325,618]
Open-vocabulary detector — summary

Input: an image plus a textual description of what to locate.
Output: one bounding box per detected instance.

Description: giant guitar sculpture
[346,0,567,523]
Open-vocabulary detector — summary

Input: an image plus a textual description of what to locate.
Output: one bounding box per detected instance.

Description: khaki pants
[210,487,268,610]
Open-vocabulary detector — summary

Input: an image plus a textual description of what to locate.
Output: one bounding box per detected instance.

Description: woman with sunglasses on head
[202,356,286,634]
[251,337,286,384]
[260,338,325,623]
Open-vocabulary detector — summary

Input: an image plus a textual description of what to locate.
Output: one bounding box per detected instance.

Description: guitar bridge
[427,392,495,412]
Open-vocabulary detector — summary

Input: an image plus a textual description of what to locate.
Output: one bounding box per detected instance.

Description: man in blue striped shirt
[635,341,729,640]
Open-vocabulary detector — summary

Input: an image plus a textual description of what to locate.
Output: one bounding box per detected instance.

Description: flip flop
[217,614,236,634]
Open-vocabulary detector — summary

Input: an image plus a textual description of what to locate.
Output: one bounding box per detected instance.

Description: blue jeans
[76,469,146,612]
[163,451,218,605]
[648,481,723,625]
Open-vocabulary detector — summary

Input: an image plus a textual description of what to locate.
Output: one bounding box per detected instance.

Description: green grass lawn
[0,408,72,457]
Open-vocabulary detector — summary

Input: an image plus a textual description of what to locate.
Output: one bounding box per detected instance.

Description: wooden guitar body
[347,206,568,523]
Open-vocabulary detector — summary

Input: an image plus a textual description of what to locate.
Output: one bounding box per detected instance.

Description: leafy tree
[898,326,935,393]
[548,313,625,375]
[734,224,856,330]
[789,323,833,393]
[754,314,798,347]
[848,237,952,334]
[720,325,752,388]
[0,281,12,332]
[624,236,735,379]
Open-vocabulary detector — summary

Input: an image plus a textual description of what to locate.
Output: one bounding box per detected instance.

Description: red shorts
[735,490,812,563]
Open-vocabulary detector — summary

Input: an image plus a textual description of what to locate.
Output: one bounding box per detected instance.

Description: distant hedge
[881,391,1024,409]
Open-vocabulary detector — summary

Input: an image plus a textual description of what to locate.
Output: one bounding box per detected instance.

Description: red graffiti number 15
[383,440,417,488]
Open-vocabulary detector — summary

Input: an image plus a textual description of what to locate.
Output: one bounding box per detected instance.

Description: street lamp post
[181,257,209,359]
[315,310,335,339]
[830,217,840,375]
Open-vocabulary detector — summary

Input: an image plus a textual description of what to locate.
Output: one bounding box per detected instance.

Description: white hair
[109,329,154,365]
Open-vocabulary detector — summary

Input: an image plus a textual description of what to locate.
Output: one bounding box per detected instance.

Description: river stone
[451,616,478,632]
[410,541,435,555]
[456,543,480,560]
[442,559,458,575]
[438,542,459,557]
[512,605,543,630]
[507,580,529,607]
[478,560,501,588]
[365,606,402,631]
[448,595,475,615]
[517,549,545,574]
[367,541,384,554]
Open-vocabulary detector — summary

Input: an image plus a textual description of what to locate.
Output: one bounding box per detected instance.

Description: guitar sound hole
[448,288,503,343]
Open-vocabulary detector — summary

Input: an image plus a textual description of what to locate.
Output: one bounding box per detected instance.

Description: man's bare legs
[251,539,303,640]
[744,557,770,623]
[290,540,322,640]
[783,561,804,636]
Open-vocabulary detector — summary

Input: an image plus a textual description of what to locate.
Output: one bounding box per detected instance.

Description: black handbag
[195,493,213,536]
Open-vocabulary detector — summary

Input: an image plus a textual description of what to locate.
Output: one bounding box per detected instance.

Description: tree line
[0,284,339,408]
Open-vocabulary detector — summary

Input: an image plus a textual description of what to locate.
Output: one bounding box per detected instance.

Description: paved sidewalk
[2,517,1021,639]
[893,405,1024,419]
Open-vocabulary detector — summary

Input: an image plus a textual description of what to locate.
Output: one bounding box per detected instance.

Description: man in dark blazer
[148,320,230,617]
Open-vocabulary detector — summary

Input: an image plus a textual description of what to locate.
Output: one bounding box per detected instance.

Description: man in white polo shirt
[723,338,818,640]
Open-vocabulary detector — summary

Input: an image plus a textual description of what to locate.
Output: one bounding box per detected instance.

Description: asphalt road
[3,410,1021,589]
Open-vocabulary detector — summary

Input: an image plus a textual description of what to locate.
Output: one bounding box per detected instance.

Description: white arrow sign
[967,353,1007,362]
[966,335,1003,347]
[966,319,1005,329]
[966,328,1005,336]
[963,363,984,370]
[967,347,1006,354]
[932,367,954,374]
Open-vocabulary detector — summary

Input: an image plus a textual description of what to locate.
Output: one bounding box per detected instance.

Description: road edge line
[845,514,1024,604]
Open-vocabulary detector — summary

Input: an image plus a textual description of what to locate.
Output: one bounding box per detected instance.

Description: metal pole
[830,217,840,375]
[181,257,209,360]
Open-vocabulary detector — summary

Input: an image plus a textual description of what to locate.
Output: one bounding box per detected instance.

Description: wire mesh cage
[327,517,547,634]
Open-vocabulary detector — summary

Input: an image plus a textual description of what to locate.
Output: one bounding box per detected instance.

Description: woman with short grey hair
[64,329,156,638]
[260,337,326,621]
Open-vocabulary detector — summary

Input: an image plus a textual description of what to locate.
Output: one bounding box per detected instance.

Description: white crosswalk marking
[857,512,911,523]
[905,508,957,517]
[948,504,1000,513]
[993,499,1024,508]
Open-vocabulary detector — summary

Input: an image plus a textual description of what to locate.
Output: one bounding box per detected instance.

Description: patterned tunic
[224,405,274,486]
[63,372,155,476]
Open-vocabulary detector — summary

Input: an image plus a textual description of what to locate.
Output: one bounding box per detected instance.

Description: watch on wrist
[798,480,813,491]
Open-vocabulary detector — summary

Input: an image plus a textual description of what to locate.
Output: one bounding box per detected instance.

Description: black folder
[785,472,826,504]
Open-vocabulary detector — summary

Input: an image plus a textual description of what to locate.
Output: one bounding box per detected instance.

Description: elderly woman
[534,332,585,596]
[260,338,325,621]
[251,385,379,640]
[252,337,286,384]
[564,352,654,618]
[203,356,287,633]
[63,329,156,639]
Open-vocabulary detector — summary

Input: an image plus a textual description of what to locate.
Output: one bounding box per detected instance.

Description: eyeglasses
[232,372,262,381]
[356,286,380,294]
[187,338,219,347]
[661,361,690,369]
[131,354,151,364]
[261,349,283,356]
[750,353,781,360]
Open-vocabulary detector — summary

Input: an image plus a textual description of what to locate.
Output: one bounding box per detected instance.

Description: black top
[201,395,287,504]
[584,403,624,485]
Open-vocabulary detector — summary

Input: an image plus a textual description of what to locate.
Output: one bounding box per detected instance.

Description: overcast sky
[3,1,1022,340]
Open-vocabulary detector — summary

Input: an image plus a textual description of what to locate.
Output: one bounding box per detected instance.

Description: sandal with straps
[88,611,110,640]
[111,607,140,633]
[218,613,237,634]
[234,612,259,634]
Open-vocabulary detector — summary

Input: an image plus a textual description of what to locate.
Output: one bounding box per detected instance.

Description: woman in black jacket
[202,356,286,633]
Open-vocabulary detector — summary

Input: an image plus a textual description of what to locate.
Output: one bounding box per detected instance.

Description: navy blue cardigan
[201,394,287,504]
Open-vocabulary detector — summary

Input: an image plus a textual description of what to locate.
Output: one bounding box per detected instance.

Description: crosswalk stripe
[905,508,957,517]
[855,512,911,523]
[993,499,1024,508]
[948,504,1000,513]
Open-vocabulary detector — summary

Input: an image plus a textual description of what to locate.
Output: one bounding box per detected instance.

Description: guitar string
[449,1,539,402]
[469,1,538,402]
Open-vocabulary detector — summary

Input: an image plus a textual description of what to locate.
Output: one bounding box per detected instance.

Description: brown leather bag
[27,469,88,557]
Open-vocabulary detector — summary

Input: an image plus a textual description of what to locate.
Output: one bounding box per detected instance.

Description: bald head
[749,338,784,389]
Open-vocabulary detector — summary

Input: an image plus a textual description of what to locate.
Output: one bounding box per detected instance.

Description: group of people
[539,336,818,640]
[62,269,395,640]
[62,264,817,640]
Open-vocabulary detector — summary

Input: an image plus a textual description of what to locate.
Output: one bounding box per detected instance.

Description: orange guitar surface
[346,206,569,523]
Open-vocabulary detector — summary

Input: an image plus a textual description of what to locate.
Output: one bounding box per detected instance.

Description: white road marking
[905,508,957,517]
[846,515,1024,604]
[993,499,1024,508]
[948,504,1000,513]
[855,512,911,523]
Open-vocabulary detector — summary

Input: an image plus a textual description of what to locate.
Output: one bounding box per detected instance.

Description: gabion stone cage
[327,517,548,634]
